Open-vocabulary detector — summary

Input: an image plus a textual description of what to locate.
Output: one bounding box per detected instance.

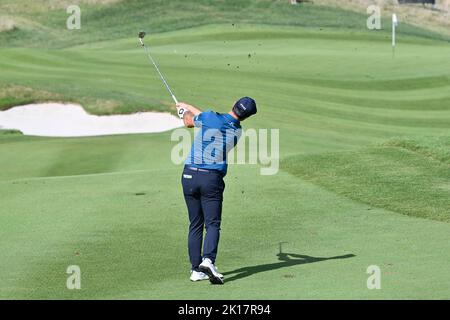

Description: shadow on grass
[223,251,356,283]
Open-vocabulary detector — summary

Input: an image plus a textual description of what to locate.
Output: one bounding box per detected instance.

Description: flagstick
[392,13,397,59]
[392,21,395,58]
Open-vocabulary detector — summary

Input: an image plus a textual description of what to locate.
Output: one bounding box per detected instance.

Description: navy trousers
[181,166,225,271]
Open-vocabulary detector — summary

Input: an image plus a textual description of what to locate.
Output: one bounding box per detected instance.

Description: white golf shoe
[190,270,209,282]
[199,258,224,285]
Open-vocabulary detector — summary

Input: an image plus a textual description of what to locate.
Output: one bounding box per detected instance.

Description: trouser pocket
[202,173,225,200]
[182,169,197,196]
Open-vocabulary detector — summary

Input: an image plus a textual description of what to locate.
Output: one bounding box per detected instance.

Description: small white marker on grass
[392,13,398,58]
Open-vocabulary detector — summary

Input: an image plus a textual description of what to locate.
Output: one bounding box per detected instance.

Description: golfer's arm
[181,103,201,116]
[183,110,196,128]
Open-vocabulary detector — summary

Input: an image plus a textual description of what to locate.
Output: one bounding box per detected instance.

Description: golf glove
[177,106,185,119]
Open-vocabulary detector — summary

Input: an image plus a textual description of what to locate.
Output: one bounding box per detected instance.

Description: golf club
[138,31,184,118]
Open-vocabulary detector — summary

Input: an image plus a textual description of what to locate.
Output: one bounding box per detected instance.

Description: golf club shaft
[141,41,178,104]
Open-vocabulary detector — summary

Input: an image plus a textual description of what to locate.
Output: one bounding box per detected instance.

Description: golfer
[176,97,257,284]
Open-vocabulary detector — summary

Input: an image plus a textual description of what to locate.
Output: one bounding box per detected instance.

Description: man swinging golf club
[177,98,257,284]
[138,31,257,284]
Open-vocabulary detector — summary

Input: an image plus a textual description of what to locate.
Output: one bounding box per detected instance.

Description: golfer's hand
[176,104,185,119]
[176,102,190,111]
[177,103,195,128]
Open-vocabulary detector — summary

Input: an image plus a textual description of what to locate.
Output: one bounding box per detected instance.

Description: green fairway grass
[0,0,449,299]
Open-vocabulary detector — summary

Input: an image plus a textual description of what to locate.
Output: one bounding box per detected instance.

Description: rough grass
[380,136,450,164]
[0,0,123,12]
[0,85,167,115]
[282,137,450,222]
[0,16,16,32]
[0,129,22,135]
[0,85,63,110]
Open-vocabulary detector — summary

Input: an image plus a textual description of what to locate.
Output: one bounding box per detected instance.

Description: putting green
[0,0,449,299]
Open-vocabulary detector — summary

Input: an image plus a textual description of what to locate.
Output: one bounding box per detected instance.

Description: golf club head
[138,31,146,46]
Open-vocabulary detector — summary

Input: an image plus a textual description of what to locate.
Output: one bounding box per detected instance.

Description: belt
[186,166,217,173]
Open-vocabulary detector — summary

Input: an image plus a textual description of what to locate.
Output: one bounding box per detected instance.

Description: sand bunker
[0,103,183,137]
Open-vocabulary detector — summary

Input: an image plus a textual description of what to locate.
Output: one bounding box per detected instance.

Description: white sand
[0,103,183,137]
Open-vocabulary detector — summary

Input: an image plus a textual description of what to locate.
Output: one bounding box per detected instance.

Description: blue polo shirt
[185,110,241,176]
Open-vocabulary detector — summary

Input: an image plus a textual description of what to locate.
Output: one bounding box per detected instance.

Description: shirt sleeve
[194,110,213,128]
[193,113,203,127]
